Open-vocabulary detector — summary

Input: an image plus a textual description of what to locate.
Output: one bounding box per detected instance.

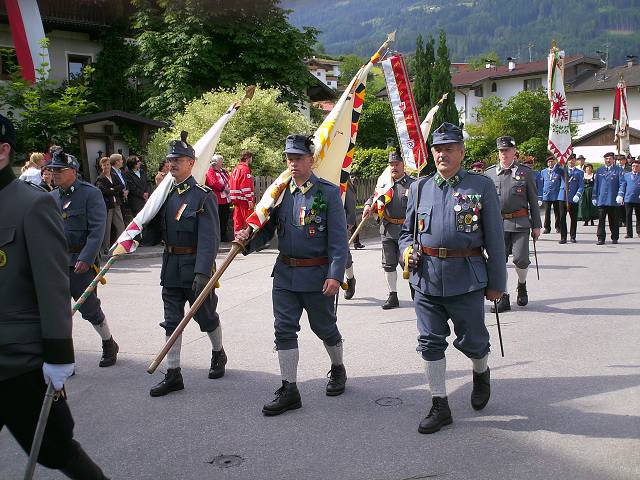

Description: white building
[305,56,341,90]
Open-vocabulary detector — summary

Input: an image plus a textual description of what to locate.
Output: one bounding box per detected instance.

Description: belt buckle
[290,258,298,267]
[504,213,512,219]
[438,247,447,259]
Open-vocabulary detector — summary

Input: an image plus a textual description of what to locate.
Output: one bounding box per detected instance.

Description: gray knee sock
[385,270,397,293]
[278,348,299,383]
[92,321,112,341]
[346,265,354,280]
[166,335,182,370]
[424,358,447,398]
[324,340,344,366]
[207,326,223,351]
[472,354,489,374]
[515,267,528,284]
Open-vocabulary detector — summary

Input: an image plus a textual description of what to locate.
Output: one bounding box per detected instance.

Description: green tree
[429,31,459,138]
[413,34,435,119]
[146,85,313,176]
[356,100,395,149]
[131,0,318,118]
[339,54,367,88]
[352,147,392,177]
[467,51,503,71]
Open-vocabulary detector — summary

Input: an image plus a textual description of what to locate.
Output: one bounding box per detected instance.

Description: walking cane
[532,237,540,280]
[24,383,57,480]
[493,300,505,357]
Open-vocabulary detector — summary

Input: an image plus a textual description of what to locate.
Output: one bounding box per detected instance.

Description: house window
[491,82,497,93]
[524,77,542,91]
[0,47,18,80]
[592,106,600,120]
[67,54,92,80]
[474,85,484,97]
[570,108,584,123]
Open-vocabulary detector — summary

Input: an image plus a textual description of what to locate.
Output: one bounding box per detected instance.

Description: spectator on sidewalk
[96,156,126,253]
[155,159,171,186]
[230,150,255,233]
[40,166,55,191]
[19,152,45,184]
[206,154,232,242]
[125,155,150,217]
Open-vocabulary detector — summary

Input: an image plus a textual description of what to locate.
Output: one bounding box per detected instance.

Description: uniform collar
[434,168,465,188]
[173,175,195,195]
[0,164,16,191]
[59,179,80,197]
[393,174,407,185]
[290,174,316,194]
[496,160,515,175]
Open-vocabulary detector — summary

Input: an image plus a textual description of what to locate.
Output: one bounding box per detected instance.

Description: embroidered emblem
[0,250,6,268]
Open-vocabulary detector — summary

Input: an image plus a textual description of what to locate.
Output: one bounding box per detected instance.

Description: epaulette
[517,163,533,170]
[484,165,497,172]
[24,181,46,192]
[196,184,212,193]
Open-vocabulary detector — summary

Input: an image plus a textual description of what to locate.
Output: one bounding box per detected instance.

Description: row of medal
[453,192,482,233]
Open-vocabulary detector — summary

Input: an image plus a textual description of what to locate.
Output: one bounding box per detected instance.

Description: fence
[254,176,377,206]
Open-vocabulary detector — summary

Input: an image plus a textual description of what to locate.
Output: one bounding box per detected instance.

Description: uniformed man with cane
[145,132,227,397]
[0,114,109,478]
[400,123,507,434]
[235,134,348,416]
[484,136,541,312]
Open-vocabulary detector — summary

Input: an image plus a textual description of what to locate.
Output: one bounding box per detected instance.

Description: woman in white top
[19,152,45,184]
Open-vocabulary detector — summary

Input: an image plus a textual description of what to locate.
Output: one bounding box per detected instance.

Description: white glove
[616,195,623,205]
[572,195,580,203]
[592,199,597,206]
[42,363,75,390]
[537,200,543,207]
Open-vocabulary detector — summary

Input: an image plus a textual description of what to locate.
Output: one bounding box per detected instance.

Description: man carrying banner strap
[236,134,349,416]
[363,148,415,309]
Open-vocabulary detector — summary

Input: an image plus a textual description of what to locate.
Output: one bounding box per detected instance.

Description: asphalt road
[1,225,639,479]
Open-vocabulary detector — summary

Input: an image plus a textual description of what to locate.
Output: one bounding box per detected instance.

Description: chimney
[507,57,516,71]
[627,55,637,67]
[485,62,492,69]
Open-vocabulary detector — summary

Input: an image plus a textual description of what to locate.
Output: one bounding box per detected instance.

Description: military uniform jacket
[399,169,507,297]
[51,179,107,267]
[146,176,219,289]
[558,167,585,203]
[485,162,542,232]
[366,174,416,240]
[246,174,348,292]
[0,166,74,381]
[618,171,640,204]
[594,165,624,206]
[344,181,356,227]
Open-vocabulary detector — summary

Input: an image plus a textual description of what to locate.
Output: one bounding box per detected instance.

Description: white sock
[92,321,111,341]
[424,358,447,398]
[472,353,489,374]
[207,326,223,351]
[385,270,398,293]
[166,335,182,370]
[346,265,354,280]
[278,348,299,383]
[515,267,528,284]
[324,340,344,366]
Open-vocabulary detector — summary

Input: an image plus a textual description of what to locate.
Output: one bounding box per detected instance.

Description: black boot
[516,282,528,306]
[344,277,356,300]
[382,291,399,310]
[418,396,453,434]
[326,364,347,396]
[208,348,227,379]
[60,441,110,479]
[490,293,511,313]
[262,381,302,416]
[150,368,184,397]
[471,367,491,410]
[99,337,118,367]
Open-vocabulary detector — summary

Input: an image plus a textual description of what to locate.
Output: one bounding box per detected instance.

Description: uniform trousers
[69,268,105,325]
[559,202,579,240]
[414,288,490,362]
[381,237,400,272]
[0,369,79,469]
[272,287,341,351]
[597,206,619,241]
[625,203,640,237]
[543,200,560,232]
[160,287,220,335]
[503,230,531,269]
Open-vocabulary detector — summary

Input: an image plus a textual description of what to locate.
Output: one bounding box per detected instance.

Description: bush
[352,147,392,177]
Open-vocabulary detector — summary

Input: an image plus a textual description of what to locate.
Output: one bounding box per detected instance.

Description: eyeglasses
[50,167,71,172]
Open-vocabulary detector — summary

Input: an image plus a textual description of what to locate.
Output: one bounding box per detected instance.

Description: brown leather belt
[165,245,197,255]
[421,246,483,259]
[68,245,85,254]
[278,254,329,267]
[383,211,405,225]
[502,208,528,219]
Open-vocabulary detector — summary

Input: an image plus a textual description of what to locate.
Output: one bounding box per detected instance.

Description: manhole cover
[375,396,402,407]
[208,455,244,469]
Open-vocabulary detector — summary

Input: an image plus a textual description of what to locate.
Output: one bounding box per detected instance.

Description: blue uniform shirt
[618,171,640,204]
[247,174,348,292]
[51,179,107,267]
[399,169,507,297]
[594,165,624,207]
[558,167,585,203]
[538,163,564,201]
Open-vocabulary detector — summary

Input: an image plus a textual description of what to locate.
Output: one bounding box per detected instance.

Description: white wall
[567,89,640,137]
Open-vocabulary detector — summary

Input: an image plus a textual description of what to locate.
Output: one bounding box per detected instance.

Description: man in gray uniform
[484,136,541,313]
[236,134,348,416]
[0,115,109,478]
[399,122,506,434]
[145,132,227,397]
[49,150,119,367]
[363,149,415,309]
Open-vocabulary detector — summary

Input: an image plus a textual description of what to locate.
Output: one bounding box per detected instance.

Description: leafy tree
[356,100,395,149]
[413,34,435,119]
[131,0,318,118]
[467,51,503,71]
[339,54,367,88]
[352,147,392,177]
[146,85,313,176]
[429,31,459,137]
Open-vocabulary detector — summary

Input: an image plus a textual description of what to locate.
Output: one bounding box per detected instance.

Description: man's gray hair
[210,153,224,165]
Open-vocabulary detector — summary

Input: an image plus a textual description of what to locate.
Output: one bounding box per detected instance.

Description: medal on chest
[453,192,482,232]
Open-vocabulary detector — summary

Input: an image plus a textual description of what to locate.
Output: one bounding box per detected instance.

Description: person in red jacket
[205,154,232,241]
[230,150,255,233]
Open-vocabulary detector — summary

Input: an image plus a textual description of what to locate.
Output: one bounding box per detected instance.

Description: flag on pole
[614,76,630,156]
[547,45,572,165]
[420,93,448,141]
[246,33,396,232]
[381,54,428,173]
[5,0,49,82]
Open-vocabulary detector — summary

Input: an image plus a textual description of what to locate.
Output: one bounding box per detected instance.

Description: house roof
[306,72,337,102]
[74,110,168,129]
[306,57,341,66]
[566,64,640,92]
[574,123,640,145]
